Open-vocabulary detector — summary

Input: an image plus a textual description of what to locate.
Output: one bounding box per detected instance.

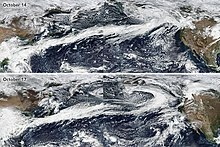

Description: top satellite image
[0,0,220,73]
[1,0,220,147]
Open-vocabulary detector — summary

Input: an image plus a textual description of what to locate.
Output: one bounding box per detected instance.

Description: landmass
[0,16,34,43]
[180,18,220,70]
[183,90,220,142]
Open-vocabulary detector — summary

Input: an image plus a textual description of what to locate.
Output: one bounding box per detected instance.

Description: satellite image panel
[0,74,220,146]
[0,0,220,73]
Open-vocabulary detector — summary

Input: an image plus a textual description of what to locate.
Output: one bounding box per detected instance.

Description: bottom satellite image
[0,74,219,147]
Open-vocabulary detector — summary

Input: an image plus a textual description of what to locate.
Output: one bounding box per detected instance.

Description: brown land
[0,89,40,111]
[184,91,220,141]
[180,18,220,69]
[0,27,14,43]
[0,16,34,43]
